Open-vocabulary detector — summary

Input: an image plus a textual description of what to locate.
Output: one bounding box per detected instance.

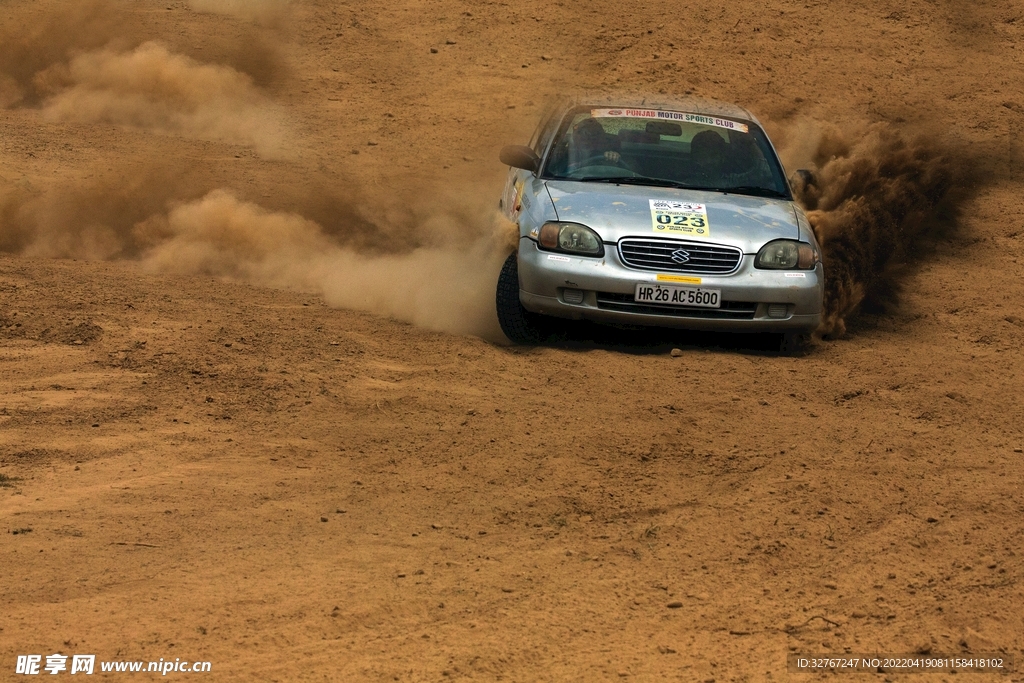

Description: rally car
[495,95,822,352]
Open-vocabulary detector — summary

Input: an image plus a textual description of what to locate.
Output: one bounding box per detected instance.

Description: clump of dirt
[31,320,105,345]
[0,310,25,338]
[1,311,104,345]
[63,321,104,345]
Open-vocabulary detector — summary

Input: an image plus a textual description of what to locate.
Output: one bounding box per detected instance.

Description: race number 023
[656,213,706,228]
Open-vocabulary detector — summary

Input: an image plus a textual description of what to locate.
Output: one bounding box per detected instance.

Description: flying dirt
[780,122,975,337]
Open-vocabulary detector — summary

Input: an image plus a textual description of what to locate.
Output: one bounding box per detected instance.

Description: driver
[689,129,729,180]
[571,117,621,165]
[690,129,766,185]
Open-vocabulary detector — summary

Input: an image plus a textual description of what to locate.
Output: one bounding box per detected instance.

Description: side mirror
[793,169,816,187]
[499,145,540,172]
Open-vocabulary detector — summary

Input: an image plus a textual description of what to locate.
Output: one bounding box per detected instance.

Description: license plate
[634,283,721,308]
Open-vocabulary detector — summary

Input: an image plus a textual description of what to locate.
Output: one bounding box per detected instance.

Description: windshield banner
[591,109,749,134]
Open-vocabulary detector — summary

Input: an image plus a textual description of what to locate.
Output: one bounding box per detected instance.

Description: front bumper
[517,238,823,333]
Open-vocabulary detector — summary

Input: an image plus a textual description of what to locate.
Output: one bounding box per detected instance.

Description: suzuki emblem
[670,249,691,264]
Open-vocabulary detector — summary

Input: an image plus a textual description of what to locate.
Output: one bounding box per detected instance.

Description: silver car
[495,95,823,352]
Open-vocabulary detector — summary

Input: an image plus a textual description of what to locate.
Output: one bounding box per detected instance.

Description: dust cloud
[0,0,122,107]
[0,0,290,150]
[1,169,518,339]
[37,41,291,157]
[0,164,207,259]
[2,173,517,339]
[780,121,971,337]
[139,190,517,339]
[0,0,516,340]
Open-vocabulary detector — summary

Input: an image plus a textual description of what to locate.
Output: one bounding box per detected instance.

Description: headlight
[755,240,819,270]
[537,222,604,257]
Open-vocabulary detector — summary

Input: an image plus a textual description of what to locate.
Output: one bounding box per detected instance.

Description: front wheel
[495,252,551,344]
[777,332,810,356]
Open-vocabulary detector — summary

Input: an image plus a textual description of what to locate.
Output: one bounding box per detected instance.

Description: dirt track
[2,1,1024,681]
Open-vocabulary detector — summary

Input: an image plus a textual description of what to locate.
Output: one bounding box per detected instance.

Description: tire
[778,332,809,356]
[495,252,550,344]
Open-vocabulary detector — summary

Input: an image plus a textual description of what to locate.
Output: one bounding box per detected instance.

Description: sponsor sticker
[547,254,571,262]
[650,199,710,238]
[656,274,702,284]
[784,272,807,278]
[591,109,749,133]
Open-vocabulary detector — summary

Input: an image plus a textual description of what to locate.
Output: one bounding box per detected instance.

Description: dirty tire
[496,252,550,344]
[778,332,810,356]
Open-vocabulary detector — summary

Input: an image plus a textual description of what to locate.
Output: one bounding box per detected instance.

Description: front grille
[596,292,757,319]
[618,238,742,274]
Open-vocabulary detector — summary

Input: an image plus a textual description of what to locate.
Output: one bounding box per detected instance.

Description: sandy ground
[2,0,1024,681]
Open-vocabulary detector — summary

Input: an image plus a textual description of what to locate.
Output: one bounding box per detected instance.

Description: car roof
[560,92,760,126]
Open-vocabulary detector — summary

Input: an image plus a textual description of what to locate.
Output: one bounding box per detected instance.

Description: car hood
[545,180,799,253]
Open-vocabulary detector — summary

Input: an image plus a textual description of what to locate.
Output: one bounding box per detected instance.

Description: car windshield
[541,107,790,198]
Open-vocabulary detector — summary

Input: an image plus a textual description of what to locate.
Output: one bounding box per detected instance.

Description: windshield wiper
[633,182,788,198]
[565,176,789,198]
[720,185,789,199]
[576,176,688,188]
